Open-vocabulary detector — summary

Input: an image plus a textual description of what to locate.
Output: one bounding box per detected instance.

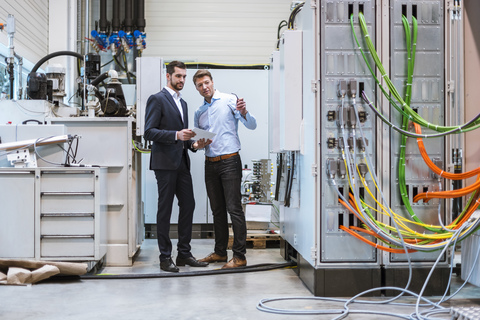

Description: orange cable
[340,226,416,253]
[415,123,480,180]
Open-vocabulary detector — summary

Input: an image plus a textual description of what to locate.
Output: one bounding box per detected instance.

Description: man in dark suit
[144,61,210,272]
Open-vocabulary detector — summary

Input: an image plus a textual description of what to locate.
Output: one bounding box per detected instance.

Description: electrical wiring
[360,92,480,139]
[276,20,288,49]
[132,139,150,153]
[353,12,480,134]
[122,51,132,84]
[112,50,136,80]
[82,261,295,279]
[394,15,448,235]
[33,136,70,166]
[346,160,480,246]
[340,225,416,254]
[257,286,449,319]
[414,123,480,179]
[344,93,480,250]
[413,176,480,203]
[287,2,305,30]
[397,15,421,233]
[355,15,480,237]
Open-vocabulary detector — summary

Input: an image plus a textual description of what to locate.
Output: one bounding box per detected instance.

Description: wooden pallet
[228,232,281,249]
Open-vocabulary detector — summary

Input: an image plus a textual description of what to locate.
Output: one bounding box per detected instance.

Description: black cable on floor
[80,261,296,280]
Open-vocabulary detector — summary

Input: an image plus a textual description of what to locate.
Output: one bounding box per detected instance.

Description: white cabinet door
[0,171,35,258]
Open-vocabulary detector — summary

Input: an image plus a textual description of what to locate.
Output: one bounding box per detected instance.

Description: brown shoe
[221,257,247,269]
[198,252,228,263]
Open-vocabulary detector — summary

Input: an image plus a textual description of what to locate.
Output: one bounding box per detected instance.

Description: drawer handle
[0,171,35,174]
[41,213,94,218]
[41,170,95,174]
[41,235,94,239]
[41,192,94,196]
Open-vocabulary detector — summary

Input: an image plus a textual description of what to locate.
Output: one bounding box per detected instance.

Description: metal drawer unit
[0,167,107,268]
[39,170,99,260]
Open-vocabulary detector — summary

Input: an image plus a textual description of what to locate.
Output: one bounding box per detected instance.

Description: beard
[171,81,184,91]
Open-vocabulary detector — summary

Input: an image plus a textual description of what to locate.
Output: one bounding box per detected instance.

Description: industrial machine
[271,0,479,296]
[0,1,147,268]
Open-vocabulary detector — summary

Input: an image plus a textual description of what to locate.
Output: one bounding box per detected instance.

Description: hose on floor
[80,261,296,280]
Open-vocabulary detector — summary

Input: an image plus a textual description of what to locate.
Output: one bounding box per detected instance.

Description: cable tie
[459,127,463,133]
[476,199,480,205]
[402,102,407,107]
[413,42,417,46]
[382,74,388,79]
[365,34,370,38]
[425,191,429,199]
[439,170,444,177]
[406,83,412,86]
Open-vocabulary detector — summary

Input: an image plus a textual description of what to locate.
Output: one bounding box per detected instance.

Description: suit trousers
[205,154,246,260]
[154,151,195,261]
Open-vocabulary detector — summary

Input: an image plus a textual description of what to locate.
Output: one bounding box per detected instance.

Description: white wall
[0,0,49,65]
[91,0,293,64]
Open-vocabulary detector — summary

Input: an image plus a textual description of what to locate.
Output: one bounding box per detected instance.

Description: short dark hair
[193,69,213,85]
[166,61,186,75]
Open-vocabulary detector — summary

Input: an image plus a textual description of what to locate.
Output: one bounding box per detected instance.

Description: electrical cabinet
[272,0,454,297]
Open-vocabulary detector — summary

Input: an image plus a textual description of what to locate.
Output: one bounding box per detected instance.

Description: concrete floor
[1,239,480,320]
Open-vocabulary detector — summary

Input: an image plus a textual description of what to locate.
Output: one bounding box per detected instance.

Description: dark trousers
[154,153,195,261]
[205,154,246,259]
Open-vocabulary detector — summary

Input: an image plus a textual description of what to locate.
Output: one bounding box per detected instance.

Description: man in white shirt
[193,69,257,268]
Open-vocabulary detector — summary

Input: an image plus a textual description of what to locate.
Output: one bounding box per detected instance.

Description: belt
[205,152,239,162]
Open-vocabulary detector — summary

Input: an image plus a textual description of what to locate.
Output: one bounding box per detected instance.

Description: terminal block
[358,110,367,123]
[347,106,357,128]
[357,138,368,151]
[358,163,368,177]
[327,110,336,122]
[327,137,337,149]
[348,79,357,97]
[337,137,345,150]
[327,158,337,179]
[337,80,347,97]
[337,105,349,127]
[338,158,346,179]
[347,137,354,150]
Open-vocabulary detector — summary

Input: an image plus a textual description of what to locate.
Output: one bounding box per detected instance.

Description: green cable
[396,15,443,233]
[349,15,410,120]
[356,13,480,133]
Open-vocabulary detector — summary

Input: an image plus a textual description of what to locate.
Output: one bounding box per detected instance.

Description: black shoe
[160,258,179,272]
[176,256,209,267]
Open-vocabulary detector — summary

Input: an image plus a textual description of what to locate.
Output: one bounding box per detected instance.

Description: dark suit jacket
[144,88,195,170]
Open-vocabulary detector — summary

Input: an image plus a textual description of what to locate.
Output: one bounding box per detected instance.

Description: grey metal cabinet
[0,168,107,268]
